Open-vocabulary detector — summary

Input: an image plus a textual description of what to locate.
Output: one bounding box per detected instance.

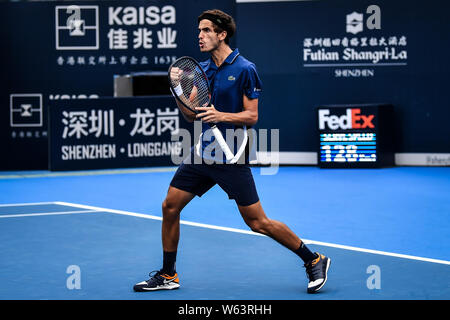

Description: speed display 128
[317,104,394,168]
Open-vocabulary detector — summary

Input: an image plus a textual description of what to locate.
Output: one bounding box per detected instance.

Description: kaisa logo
[319,108,375,130]
[346,5,381,35]
[55,5,99,50]
[10,94,43,127]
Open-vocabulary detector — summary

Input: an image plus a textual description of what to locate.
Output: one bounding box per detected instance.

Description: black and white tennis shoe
[304,252,331,293]
[133,270,180,292]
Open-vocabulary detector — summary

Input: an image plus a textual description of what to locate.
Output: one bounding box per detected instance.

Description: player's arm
[195,94,258,126]
[172,93,196,123]
[170,67,196,123]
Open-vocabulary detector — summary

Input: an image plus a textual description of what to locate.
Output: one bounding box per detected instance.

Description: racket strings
[169,59,210,111]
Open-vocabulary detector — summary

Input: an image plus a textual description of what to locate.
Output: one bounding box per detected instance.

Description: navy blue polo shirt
[197,48,262,162]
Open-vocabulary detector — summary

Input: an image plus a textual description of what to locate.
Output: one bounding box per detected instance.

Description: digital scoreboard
[317,104,395,168]
[320,132,377,163]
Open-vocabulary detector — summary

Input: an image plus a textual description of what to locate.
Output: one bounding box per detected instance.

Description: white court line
[0,210,98,219]
[55,201,450,266]
[0,202,59,207]
[0,167,177,180]
[55,201,260,236]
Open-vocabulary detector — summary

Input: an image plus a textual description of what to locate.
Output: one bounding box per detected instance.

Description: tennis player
[134,9,331,294]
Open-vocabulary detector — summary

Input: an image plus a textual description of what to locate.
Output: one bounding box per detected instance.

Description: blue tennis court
[0,166,449,300]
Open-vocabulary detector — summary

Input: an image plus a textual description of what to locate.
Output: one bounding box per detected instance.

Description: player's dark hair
[198,9,236,44]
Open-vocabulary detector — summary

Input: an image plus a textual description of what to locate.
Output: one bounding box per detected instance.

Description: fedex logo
[319,108,375,130]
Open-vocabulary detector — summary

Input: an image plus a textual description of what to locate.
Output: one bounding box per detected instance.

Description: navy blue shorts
[170,163,259,207]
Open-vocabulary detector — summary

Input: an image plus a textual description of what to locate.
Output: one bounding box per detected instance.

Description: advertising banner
[48,96,192,170]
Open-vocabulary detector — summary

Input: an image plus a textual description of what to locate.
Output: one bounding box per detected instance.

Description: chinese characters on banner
[61,107,179,139]
[302,35,408,78]
[303,35,407,48]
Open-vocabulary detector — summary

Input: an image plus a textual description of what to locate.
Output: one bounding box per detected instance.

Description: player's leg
[212,164,305,254]
[134,162,215,292]
[237,201,331,293]
[217,163,330,293]
[161,186,196,254]
[134,186,194,292]
[237,201,303,251]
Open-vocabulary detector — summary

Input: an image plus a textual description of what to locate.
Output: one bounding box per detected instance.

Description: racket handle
[211,125,234,161]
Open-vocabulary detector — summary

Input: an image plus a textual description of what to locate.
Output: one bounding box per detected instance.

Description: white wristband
[174,84,183,96]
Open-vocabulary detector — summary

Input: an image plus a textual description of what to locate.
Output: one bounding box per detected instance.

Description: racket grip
[211,126,234,161]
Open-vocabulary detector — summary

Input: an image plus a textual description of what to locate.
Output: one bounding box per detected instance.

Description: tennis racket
[168,56,235,161]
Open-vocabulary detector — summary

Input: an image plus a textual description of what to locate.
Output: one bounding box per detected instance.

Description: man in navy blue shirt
[134,9,330,294]
[194,48,260,163]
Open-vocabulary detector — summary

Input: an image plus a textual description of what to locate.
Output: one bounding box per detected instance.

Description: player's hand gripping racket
[168,56,235,161]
